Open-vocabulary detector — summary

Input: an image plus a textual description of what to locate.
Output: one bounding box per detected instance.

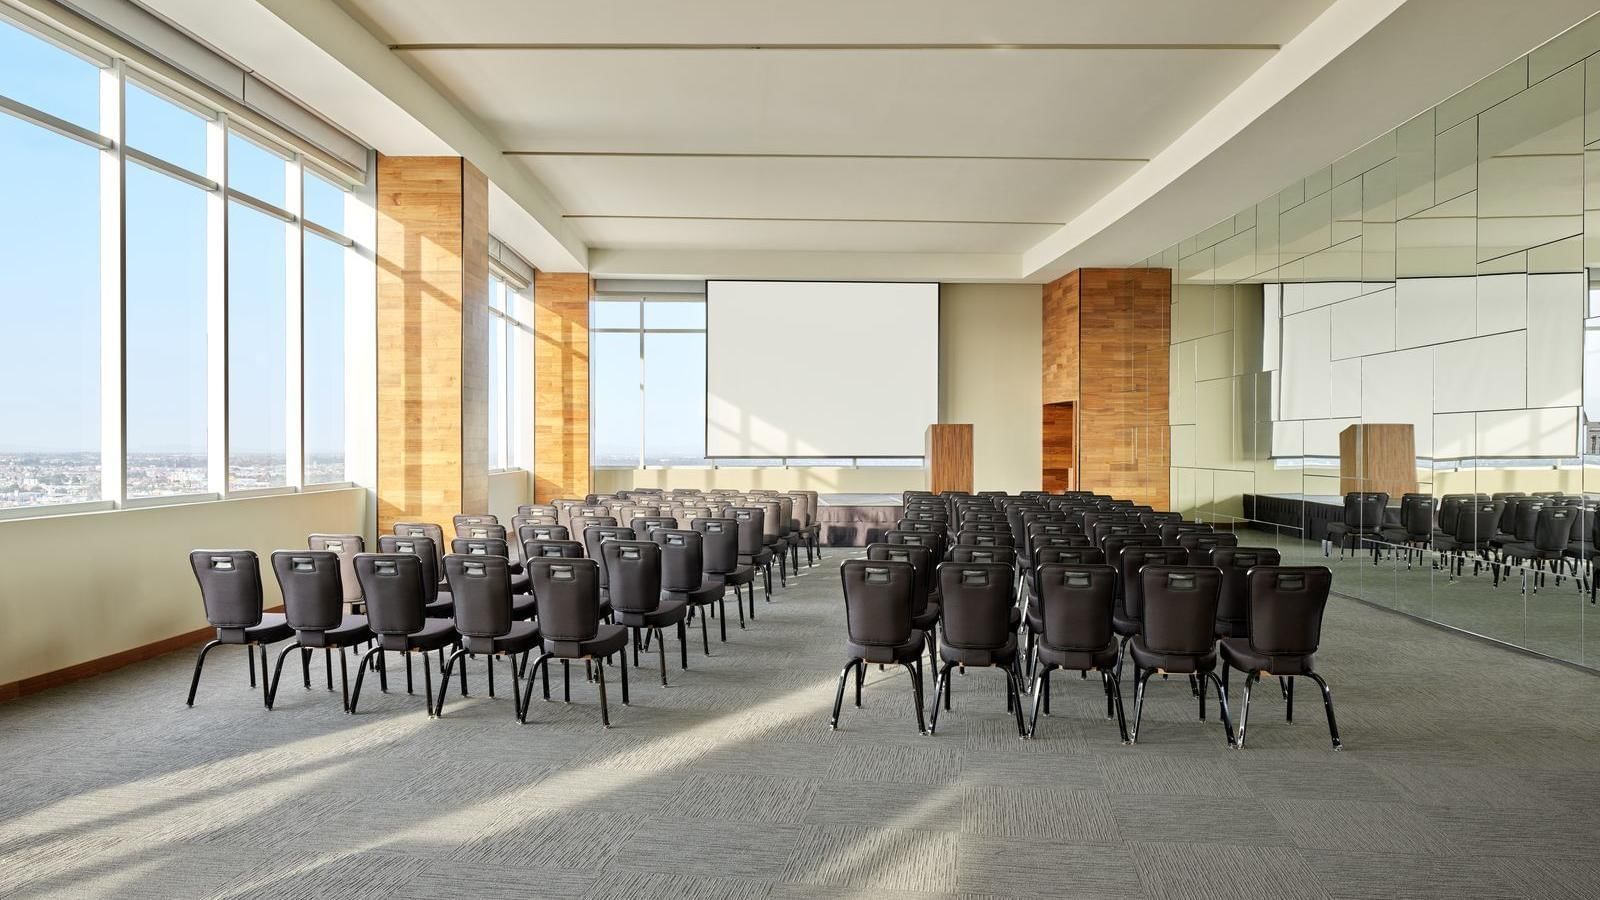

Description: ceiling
[140,0,1600,281]
[330,0,1325,269]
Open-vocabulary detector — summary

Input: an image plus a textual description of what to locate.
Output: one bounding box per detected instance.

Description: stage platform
[1243,493,1400,542]
[818,493,900,547]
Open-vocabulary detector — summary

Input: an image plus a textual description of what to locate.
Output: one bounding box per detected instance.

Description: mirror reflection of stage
[818,494,901,547]
[1244,493,1401,542]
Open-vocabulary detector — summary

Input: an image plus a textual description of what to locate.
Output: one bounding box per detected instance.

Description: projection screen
[706,281,939,457]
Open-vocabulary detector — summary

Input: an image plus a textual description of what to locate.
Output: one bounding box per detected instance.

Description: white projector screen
[706,281,939,457]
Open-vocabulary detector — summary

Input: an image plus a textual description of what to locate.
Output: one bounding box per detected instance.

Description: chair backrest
[518,504,559,519]
[1244,566,1331,658]
[618,505,659,524]
[1032,546,1106,568]
[673,506,712,523]
[444,553,512,647]
[1139,565,1222,655]
[728,506,766,555]
[1340,492,1389,530]
[1119,546,1190,620]
[897,519,942,534]
[1100,534,1163,573]
[757,501,784,541]
[583,526,636,587]
[936,561,1014,650]
[572,515,619,533]
[517,523,570,544]
[1177,531,1238,565]
[1401,495,1436,540]
[630,515,678,536]
[1158,521,1211,544]
[885,529,943,562]
[451,536,510,559]
[377,534,440,602]
[271,550,345,632]
[866,542,933,614]
[1535,505,1576,552]
[785,493,810,528]
[523,538,585,560]
[453,513,499,530]
[653,529,705,592]
[1512,498,1549,542]
[601,540,663,614]
[190,549,266,630]
[527,558,600,643]
[1454,500,1500,545]
[949,545,1011,565]
[512,515,558,533]
[308,533,364,606]
[392,521,446,572]
[1034,563,1116,652]
[1210,546,1282,633]
[955,529,1014,548]
[840,558,915,646]
[690,518,739,574]
[353,553,427,636]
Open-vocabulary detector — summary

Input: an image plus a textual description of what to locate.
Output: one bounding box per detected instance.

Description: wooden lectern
[925,424,973,493]
[1338,423,1416,498]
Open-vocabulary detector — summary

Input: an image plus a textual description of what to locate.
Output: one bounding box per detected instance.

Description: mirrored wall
[1152,14,1600,667]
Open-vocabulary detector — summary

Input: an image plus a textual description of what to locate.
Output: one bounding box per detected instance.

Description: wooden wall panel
[534,271,591,502]
[925,424,974,493]
[1040,268,1170,508]
[1042,402,1075,492]
[1339,423,1417,499]
[375,156,491,533]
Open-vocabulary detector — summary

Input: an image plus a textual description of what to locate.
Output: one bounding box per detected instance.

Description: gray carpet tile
[2,546,1598,898]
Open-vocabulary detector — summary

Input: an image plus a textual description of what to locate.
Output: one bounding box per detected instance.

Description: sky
[0,20,346,456]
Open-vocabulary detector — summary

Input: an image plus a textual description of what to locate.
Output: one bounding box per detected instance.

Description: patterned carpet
[2,550,1599,899]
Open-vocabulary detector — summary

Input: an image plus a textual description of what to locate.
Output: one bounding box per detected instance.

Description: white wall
[0,489,365,688]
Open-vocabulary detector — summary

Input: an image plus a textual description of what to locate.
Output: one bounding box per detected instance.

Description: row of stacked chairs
[831,489,1340,751]
[1326,490,1598,597]
[183,488,824,726]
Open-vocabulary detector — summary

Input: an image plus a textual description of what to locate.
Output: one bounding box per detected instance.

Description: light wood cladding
[375,155,490,533]
[1042,402,1075,491]
[1040,268,1170,508]
[534,271,591,503]
[1339,423,1417,499]
[925,424,974,493]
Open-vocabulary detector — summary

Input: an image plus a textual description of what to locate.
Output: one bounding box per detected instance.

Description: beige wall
[939,283,1043,493]
[596,282,1044,496]
[488,469,531,524]
[0,489,366,688]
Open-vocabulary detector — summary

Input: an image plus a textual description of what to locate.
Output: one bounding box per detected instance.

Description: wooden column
[1339,423,1417,498]
[375,155,489,532]
[926,424,974,493]
[1041,268,1170,507]
[534,271,591,502]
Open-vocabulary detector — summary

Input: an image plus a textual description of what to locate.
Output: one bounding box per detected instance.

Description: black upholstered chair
[517,523,570,545]
[928,561,1026,738]
[692,517,755,625]
[1177,531,1239,566]
[1027,563,1126,741]
[1210,547,1283,639]
[629,515,678,537]
[348,553,460,716]
[378,534,453,617]
[392,521,448,587]
[267,550,374,711]
[1221,565,1340,750]
[1503,505,1578,590]
[602,540,689,685]
[867,543,940,665]
[520,558,628,726]
[655,529,726,653]
[885,528,945,565]
[522,538,585,561]
[831,558,927,733]
[729,506,775,600]
[1324,492,1389,561]
[308,533,365,613]
[434,554,543,719]
[186,550,293,708]
[452,537,537,621]
[949,545,1013,566]
[1127,565,1235,747]
[1158,521,1211,545]
[452,513,498,531]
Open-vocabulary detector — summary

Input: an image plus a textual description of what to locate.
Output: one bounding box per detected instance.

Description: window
[591,295,708,467]
[592,331,644,467]
[0,114,100,508]
[487,271,533,470]
[0,14,368,512]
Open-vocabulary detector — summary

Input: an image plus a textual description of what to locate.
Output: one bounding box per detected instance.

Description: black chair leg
[619,648,630,705]
[324,647,333,691]
[830,659,856,728]
[700,607,710,655]
[301,647,311,689]
[1286,676,1294,722]
[595,656,611,729]
[518,652,553,722]
[1108,670,1129,743]
[508,653,525,721]
[347,645,384,714]
[718,597,728,642]
[901,661,926,734]
[185,639,221,707]
[854,658,865,707]
[248,645,257,688]
[1307,672,1342,750]
[1129,667,1152,744]
[258,645,271,707]
[1236,671,1256,748]
[656,627,669,686]
[421,651,435,717]
[338,647,350,712]
[1029,667,1049,736]
[405,651,413,694]
[928,662,954,734]
[562,659,571,702]
[679,620,689,669]
[487,655,495,698]
[266,641,303,710]
[1205,671,1236,748]
[377,650,387,692]
[1004,665,1027,738]
[435,648,470,717]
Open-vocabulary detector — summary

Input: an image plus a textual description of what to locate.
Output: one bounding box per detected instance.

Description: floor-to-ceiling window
[487,253,534,472]
[0,12,369,513]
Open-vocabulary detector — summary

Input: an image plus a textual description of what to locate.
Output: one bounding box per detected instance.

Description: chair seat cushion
[491,620,542,655]
[225,612,292,645]
[708,565,755,587]
[297,614,372,648]
[741,549,773,566]
[911,601,940,630]
[1036,638,1117,672]
[1128,636,1216,674]
[613,597,688,628]
[1008,606,1022,629]
[1503,541,1562,560]
[378,617,457,653]
[1568,541,1595,558]
[665,582,723,605]
[1213,619,1249,639]
[847,628,926,665]
[425,591,453,618]
[511,594,537,620]
[1112,613,1140,637]
[510,571,531,594]
[545,622,628,660]
[1219,637,1315,677]
[1432,535,1460,553]
[939,634,1017,668]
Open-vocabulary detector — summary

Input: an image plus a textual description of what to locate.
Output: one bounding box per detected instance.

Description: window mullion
[205,109,228,496]
[285,152,305,489]
[636,317,645,469]
[99,60,126,505]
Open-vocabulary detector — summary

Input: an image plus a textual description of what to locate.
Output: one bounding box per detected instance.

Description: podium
[1338,423,1416,498]
[925,424,973,493]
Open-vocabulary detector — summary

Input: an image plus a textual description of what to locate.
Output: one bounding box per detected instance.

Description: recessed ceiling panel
[568,217,1058,253]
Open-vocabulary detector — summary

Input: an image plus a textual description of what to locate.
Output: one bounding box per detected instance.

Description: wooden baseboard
[0,604,285,703]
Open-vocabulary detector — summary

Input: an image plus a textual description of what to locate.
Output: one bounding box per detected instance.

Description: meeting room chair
[1323,492,1389,562]
[185,550,294,709]
[655,529,727,653]
[831,559,927,734]
[866,543,941,665]
[520,558,628,726]
[928,561,1026,738]
[433,554,543,720]
[602,540,689,685]
[1209,547,1283,639]
[1503,504,1577,591]
[378,534,453,617]
[583,524,636,609]
[348,553,460,717]
[1127,565,1235,747]
[1027,563,1126,742]
[692,517,755,625]
[1177,531,1239,566]
[728,506,774,600]
[308,533,365,613]
[266,550,374,711]
[1221,565,1340,750]
[451,537,537,621]
[392,521,448,584]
